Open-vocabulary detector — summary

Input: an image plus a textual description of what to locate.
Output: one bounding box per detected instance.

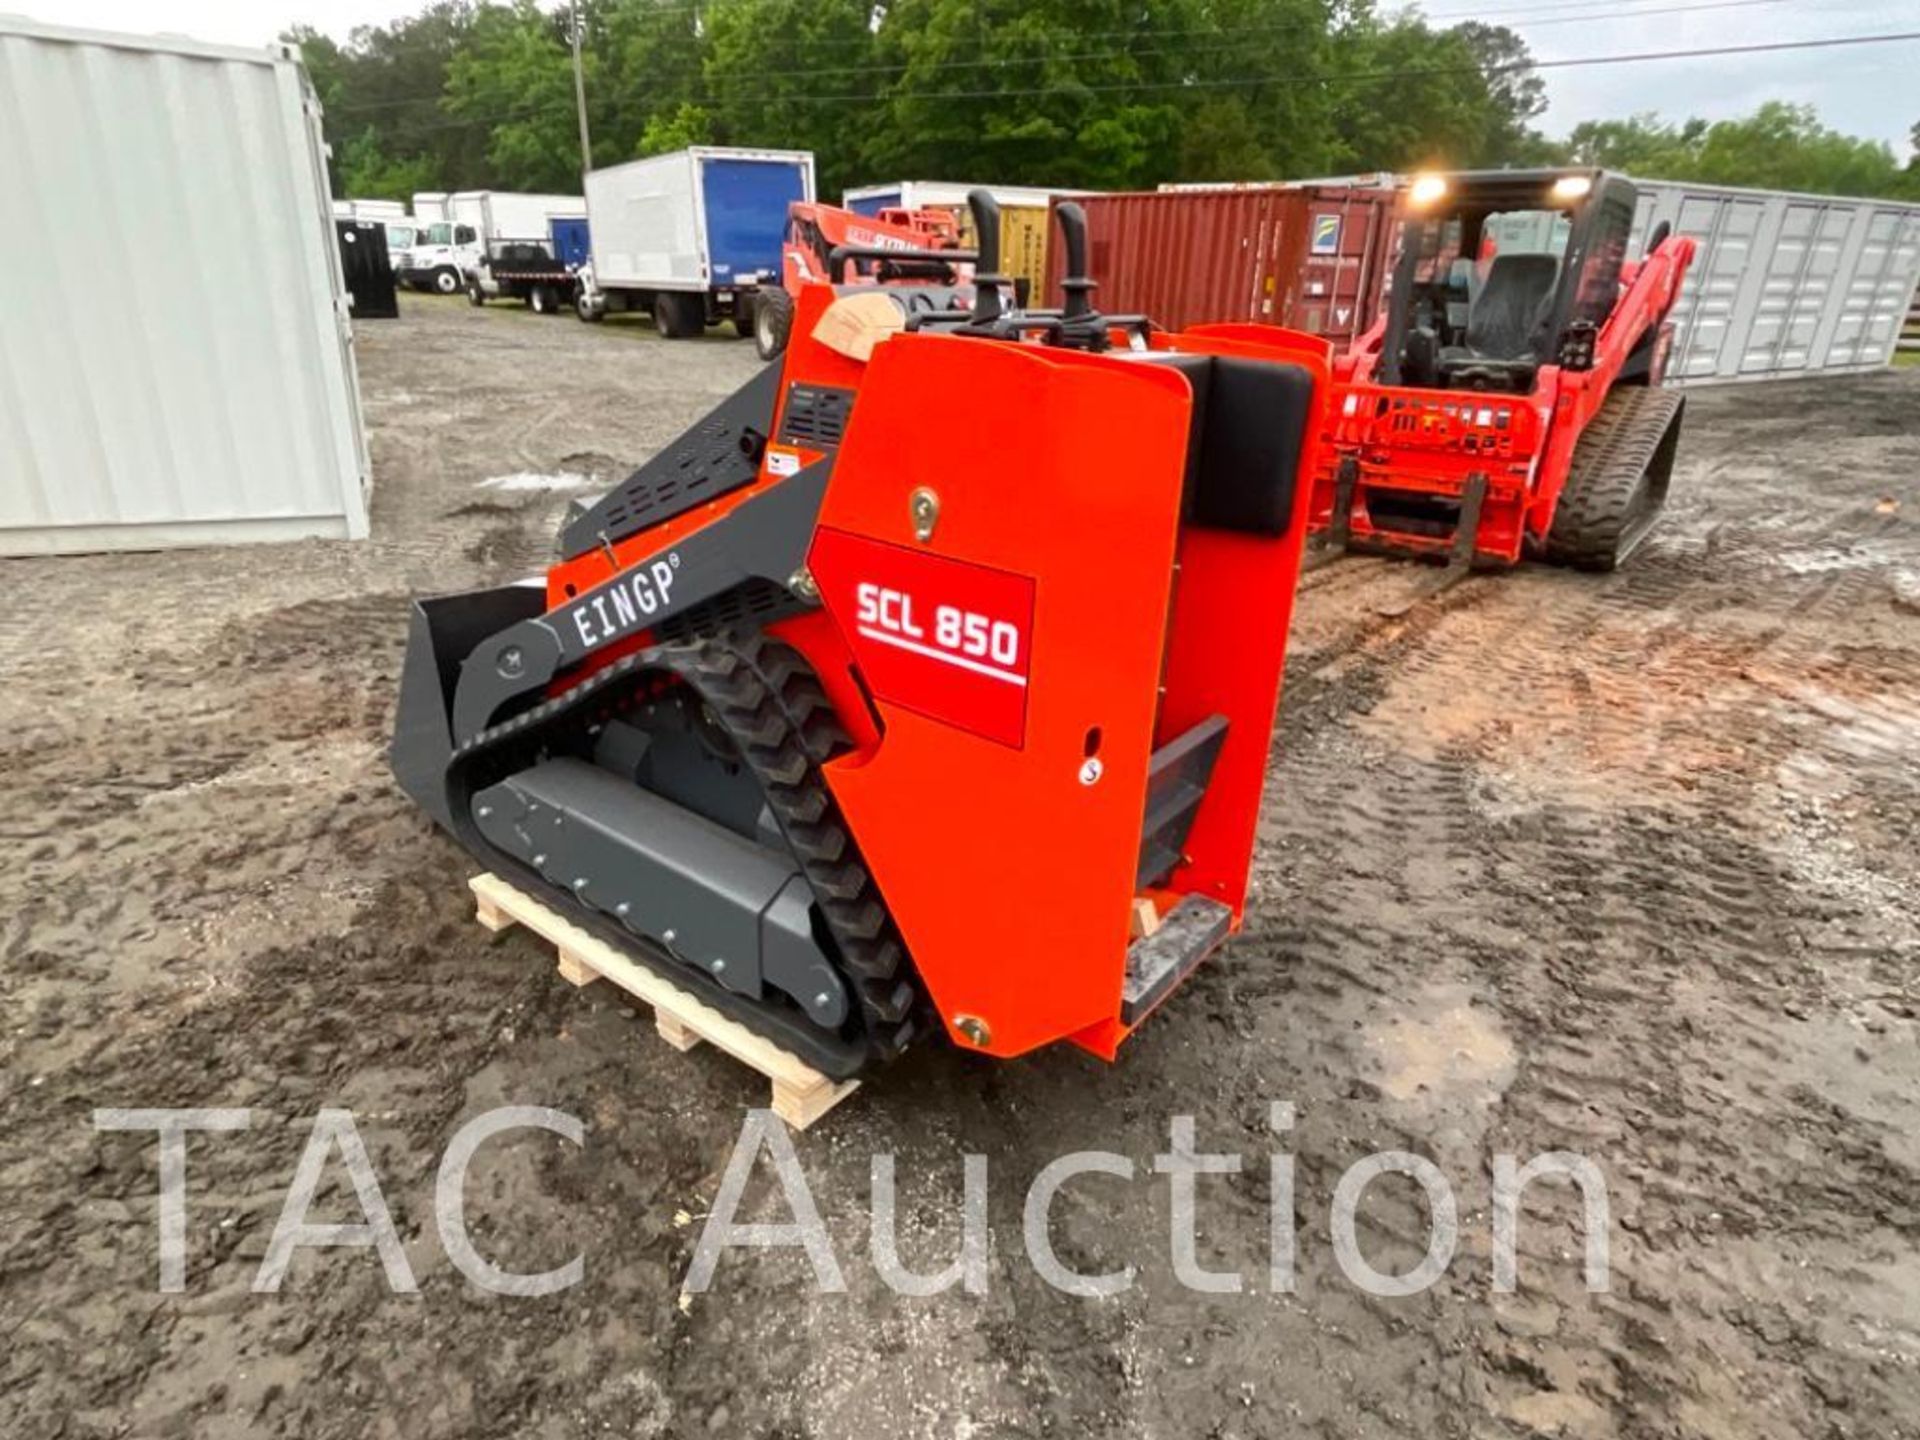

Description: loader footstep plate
[1121,895,1233,1026]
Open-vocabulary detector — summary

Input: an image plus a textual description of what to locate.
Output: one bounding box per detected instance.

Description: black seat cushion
[1134,353,1313,537]
[1459,253,1560,362]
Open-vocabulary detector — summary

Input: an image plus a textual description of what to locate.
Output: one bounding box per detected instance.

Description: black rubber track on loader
[443,626,920,1078]
[1544,386,1686,571]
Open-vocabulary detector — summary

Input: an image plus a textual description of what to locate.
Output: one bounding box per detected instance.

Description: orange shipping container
[1045,184,1398,344]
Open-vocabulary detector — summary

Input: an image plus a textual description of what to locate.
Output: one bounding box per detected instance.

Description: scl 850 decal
[810,529,1036,748]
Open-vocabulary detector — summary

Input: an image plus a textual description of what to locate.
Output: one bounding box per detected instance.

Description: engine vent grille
[778,384,855,449]
[557,366,779,562]
[656,578,801,643]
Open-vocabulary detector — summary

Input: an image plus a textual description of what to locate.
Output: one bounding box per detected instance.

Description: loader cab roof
[1383,169,1639,394]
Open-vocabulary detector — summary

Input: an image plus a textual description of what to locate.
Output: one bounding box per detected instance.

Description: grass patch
[1893,346,1919,369]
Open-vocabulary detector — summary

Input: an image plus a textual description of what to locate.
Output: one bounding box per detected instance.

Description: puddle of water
[476,471,595,493]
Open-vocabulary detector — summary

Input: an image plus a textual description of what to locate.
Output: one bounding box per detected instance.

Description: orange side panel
[806,333,1195,1060]
[1071,327,1328,1061]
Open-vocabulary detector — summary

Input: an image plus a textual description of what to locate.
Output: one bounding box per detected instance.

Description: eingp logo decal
[565,551,679,650]
[808,529,1035,748]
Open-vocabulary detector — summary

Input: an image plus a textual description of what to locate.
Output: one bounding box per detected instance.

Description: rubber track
[1544,386,1685,571]
[448,626,919,1066]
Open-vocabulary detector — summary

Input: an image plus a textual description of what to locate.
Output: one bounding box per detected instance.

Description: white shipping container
[412,191,450,224]
[0,17,369,554]
[1629,180,1920,385]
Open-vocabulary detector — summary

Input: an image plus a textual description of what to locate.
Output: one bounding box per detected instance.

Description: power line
[323,0,1802,116]
[323,0,1809,77]
[792,28,1920,104]
[353,27,1920,133]
[693,0,1796,87]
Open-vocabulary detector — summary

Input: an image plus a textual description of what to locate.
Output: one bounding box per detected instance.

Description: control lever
[1054,202,1096,322]
[965,188,1009,326]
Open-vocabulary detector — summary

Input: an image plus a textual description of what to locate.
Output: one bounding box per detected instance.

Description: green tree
[698,0,883,197]
[1177,98,1287,183]
[334,127,442,198]
[598,0,708,162]
[442,1,586,191]
[285,4,491,198]
[1165,0,1342,183]
[1691,102,1904,196]
[1448,21,1560,167]
[1567,103,1910,199]
[286,1,1919,206]
[1565,113,1707,175]
[1324,13,1493,173]
[638,102,716,155]
[854,0,1172,191]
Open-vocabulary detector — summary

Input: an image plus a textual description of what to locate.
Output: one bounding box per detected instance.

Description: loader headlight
[1409,173,1449,209]
[1551,175,1593,203]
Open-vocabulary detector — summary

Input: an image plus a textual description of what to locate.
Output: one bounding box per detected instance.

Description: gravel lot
[4,294,1919,1439]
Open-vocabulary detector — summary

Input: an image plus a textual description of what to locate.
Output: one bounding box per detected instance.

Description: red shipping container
[1286,184,1400,346]
[1045,184,1398,344]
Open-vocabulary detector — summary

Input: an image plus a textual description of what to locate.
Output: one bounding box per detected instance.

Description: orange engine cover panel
[805,332,1193,1059]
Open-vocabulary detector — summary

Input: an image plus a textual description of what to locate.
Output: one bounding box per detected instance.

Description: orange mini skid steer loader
[392,194,1332,1078]
[1313,169,1697,569]
[753,200,971,361]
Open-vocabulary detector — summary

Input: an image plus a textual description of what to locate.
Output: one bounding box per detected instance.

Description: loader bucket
[390,582,547,831]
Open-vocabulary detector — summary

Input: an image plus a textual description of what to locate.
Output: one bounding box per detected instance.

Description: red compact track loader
[393,194,1332,1077]
[752,200,970,361]
[1314,169,1696,569]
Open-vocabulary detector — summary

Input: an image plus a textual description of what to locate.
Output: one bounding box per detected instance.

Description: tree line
[289,0,1920,205]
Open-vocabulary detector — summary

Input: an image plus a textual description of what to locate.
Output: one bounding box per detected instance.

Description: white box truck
[399,190,583,294]
[576,147,814,336]
[332,196,408,222]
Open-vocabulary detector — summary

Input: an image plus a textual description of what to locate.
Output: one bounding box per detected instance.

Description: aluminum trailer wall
[1629,180,1920,385]
[0,17,369,555]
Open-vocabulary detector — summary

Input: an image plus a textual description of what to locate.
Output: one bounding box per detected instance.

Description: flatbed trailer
[467,241,578,315]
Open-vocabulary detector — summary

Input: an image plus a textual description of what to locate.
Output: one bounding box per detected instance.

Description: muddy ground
[3,295,1918,1439]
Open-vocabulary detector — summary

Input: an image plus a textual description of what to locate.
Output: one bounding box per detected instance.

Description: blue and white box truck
[575,146,814,337]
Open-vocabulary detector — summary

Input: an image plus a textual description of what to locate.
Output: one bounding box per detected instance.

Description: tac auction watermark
[92,1103,1611,1299]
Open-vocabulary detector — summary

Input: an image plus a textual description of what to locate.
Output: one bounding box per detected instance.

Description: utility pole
[570,0,593,180]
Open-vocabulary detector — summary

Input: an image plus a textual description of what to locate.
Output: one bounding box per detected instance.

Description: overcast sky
[17,0,1917,157]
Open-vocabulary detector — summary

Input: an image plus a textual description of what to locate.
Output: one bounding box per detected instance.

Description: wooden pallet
[468,872,859,1130]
